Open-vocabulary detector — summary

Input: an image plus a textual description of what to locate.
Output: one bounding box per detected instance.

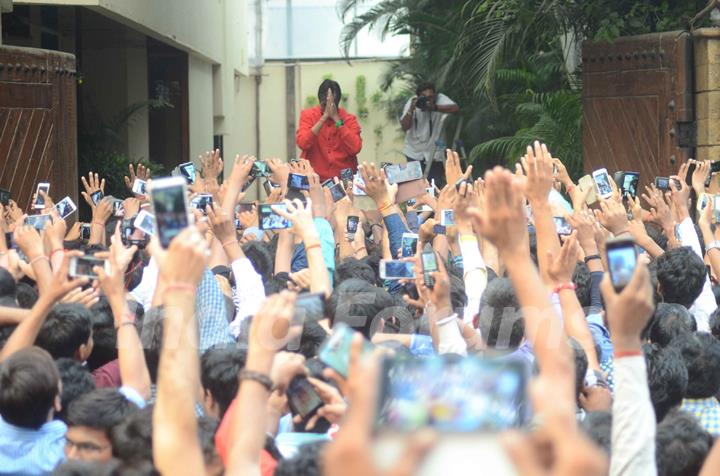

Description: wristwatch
[335,119,344,128]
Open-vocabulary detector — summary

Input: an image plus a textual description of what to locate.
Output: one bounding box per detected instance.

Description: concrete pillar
[694,28,720,162]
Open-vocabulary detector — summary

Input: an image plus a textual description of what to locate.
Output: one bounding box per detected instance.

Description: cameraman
[400,82,459,186]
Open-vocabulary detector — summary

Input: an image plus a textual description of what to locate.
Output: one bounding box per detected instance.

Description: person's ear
[54,393,62,414]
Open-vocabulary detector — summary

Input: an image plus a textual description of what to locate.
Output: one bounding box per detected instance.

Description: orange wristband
[614,350,642,359]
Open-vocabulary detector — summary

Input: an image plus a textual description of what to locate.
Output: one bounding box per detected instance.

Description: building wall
[188,55,214,162]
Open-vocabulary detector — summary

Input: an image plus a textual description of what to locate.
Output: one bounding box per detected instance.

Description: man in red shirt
[296,79,362,181]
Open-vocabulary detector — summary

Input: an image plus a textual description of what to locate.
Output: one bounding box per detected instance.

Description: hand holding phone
[421,250,438,289]
[33,183,50,209]
[606,237,637,291]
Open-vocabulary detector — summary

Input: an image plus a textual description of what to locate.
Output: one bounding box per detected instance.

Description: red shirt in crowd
[295,105,362,181]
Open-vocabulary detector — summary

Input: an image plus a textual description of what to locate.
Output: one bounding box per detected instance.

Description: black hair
[448,274,468,317]
[110,405,153,464]
[200,345,247,420]
[0,324,16,351]
[86,296,117,371]
[265,273,291,296]
[0,267,17,299]
[51,458,158,476]
[197,416,221,471]
[670,332,720,398]
[643,343,688,422]
[580,411,612,455]
[139,308,164,383]
[360,252,383,287]
[0,347,59,429]
[15,282,38,309]
[656,408,714,476]
[318,79,341,107]
[415,82,436,96]
[570,338,588,400]
[645,222,668,252]
[328,278,397,339]
[708,307,720,340]
[645,303,696,347]
[56,358,96,422]
[478,278,524,349]
[274,441,327,476]
[242,240,274,284]
[651,247,707,308]
[66,388,140,436]
[572,263,592,309]
[334,258,376,286]
[35,303,93,360]
[291,321,328,360]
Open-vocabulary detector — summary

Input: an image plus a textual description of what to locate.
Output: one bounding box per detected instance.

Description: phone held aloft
[606,237,637,292]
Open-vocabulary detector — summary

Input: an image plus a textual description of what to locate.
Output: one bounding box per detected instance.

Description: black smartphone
[655,176,671,191]
[606,237,637,291]
[178,162,196,184]
[150,177,191,248]
[90,190,104,206]
[288,173,310,191]
[621,172,639,198]
[346,215,359,237]
[191,194,213,214]
[80,223,91,241]
[406,211,419,233]
[286,375,331,433]
[251,160,270,178]
[0,188,10,206]
[262,180,280,196]
[258,203,292,230]
[421,250,438,289]
[340,168,354,187]
[328,182,347,202]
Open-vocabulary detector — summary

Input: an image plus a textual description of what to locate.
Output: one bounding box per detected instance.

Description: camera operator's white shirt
[402,93,456,162]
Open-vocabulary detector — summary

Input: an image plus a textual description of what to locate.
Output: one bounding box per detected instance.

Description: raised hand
[123,163,151,191]
[200,149,223,180]
[13,224,45,261]
[207,203,237,245]
[272,198,318,243]
[547,231,581,285]
[521,141,554,204]
[691,160,711,197]
[594,199,629,236]
[357,163,390,206]
[444,149,472,187]
[80,172,105,208]
[266,158,290,189]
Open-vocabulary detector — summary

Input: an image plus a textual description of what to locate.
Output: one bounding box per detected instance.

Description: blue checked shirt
[0,418,65,475]
[681,397,720,436]
[195,268,235,353]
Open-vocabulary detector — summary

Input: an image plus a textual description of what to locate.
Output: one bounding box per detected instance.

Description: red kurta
[295,105,362,181]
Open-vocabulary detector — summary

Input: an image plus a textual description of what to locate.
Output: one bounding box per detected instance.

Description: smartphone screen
[329,182,347,202]
[421,251,438,273]
[34,183,50,209]
[352,175,367,196]
[606,239,637,291]
[380,260,416,280]
[347,216,359,234]
[259,203,291,230]
[318,322,374,378]
[252,161,270,178]
[133,211,156,236]
[90,190,104,205]
[340,168,354,183]
[70,256,105,279]
[287,376,324,419]
[80,224,91,241]
[406,211,419,233]
[433,224,446,235]
[191,194,213,213]
[385,162,422,184]
[132,179,147,196]
[401,233,418,257]
[151,178,189,247]
[25,214,51,230]
[55,197,77,219]
[655,177,670,191]
[553,217,572,235]
[622,172,639,198]
[178,162,196,183]
[293,292,326,325]
[440,209,455,226]
[377,356,526,432]
[288,173,310,191]
[593,169,613,198]
[0,189,9,206]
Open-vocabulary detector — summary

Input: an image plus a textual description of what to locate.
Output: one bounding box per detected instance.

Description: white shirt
[229,257,266,337]
[677,217,716,332]
[402,93,457,162]
[458,234,487,324]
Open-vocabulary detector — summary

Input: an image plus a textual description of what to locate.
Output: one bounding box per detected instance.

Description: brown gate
[582,31,694,188]
[0,46,77,212]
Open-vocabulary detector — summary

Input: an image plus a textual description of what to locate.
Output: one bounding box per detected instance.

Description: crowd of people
[3,121,720,475]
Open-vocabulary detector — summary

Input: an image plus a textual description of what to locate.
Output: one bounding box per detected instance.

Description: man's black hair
[200,345,247,419]
[265,273,291,296]
[51,458,157,476]
[670,332,720,399]
[334,258,376,286]
[415,82,436,96]
[645,222,668,251]
[651,247,706,308]
[318,79,341,107]
[570,338,588,400]
[56,358,96,422]
[328,278,396,338]
[36,303,93,360]
[110,405,153,464]
[197,416,221,471]
[360,252,383,286]
[15,282,38,309]
[0,267,17,299]
[708,306,720,340]
[292,321,328,360]
[645,303,696,347]
[449,274,468,317]
[478,278,524,349]
[572,263,592,309]
[656,408,713,476]
[580,411,612,455]
[274,441,327,476]
[139,308,164,383]
[242,240,274,284]
[66,388,140,435]
[0,347,59,429]
[643,343,688,422]
[0,324,16,351]
[86,297,117,371]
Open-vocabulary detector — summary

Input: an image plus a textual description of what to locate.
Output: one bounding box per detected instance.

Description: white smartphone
[401,233,419,257]
[54,196,77,219]
[69,255,110,280]
[33,183,50,209]
[353,174,367,196]
[133,210,155,236]
[379,259,416,280]
[592,168,613,199]
[440,209,455,226]
[132,179,147,196]
[150,176,191,248]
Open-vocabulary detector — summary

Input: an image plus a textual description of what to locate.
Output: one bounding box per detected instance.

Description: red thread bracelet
[164,282,196,294]
[29,255,49,266]
[222,239,237,248]
[614,350,642,359]
[553,282,576,294]
[50,248,64,259]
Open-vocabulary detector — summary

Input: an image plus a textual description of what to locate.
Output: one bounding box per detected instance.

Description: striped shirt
[0,418,65,475]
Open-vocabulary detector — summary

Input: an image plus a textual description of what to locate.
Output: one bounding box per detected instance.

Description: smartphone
[553,217,572,235]
[340,168,354,186]
[455,178,468,196]
[328,182,347,202]
[292,292,326,325]
[655,176,670,191]
[33,183,50,209]
[606,237,637,291]
[133,210,155,236]
[80,223,91,241]
[69,255,109,280]
[0,188,10,206]
[714,195,720,224]
[421,250,438,289]
[259,203,292,230]
[321,178,334,188]
[384,162,423,184]
[346,215,360,239]
[352,174,368,196]
[262,180,280,196]
[286,375,332,434]
[178,162,196,184]
[54,197,77,219]
[698,193,711,213]
[90,190,104,206]
[318,322,374,378]
[235,203,255,214]
[150,177,191,247]
[112,199,124,217]
[401,232,419,257]
[251,161,270,179]
[621,172,639,199]
[578,175,598,206]
[288,173,310,191]
[25,214,51,230]
[132,179,147,196]
[440,209,455,226]
[191,194,213,214]
[592,168,613,199]
[406,211,419,233]
[379,260,416,280]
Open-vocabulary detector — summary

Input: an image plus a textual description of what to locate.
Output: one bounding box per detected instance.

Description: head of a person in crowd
[318,79,341,110]
[200,345,247,420]
[656,408,714,476]
[643,343,688,422]
[329,278,396,339]
[197,416,223,476]
[645,303,696,347]
[50,458,157,476]
[56,358,96,422]
[274,441,326,476]
[415,81,436,105]
[670,332,720,399]
[569,338,588,403]
[645,222,668,252]
[708,306,720,340]
[448,274,468,317]
[0,347,61,429]
[35,303,94,361]
[265,272,291,295]
[242,240,274,284]
[579,411,612,455]
[139,309,164,383]
[0,324,16,351]
[15,281,39,309]
[85,297,117,371]
[64,389,140,463]
[651,247,706,308]
[380,305,415,335]
[0,267,18,307]
[334,258,376,286]
[478,278,524,350]
[572,263,592,310]
[110,405,153,465]
[360,252,383,286]
[713,284,720,306]
[291,321,329,360]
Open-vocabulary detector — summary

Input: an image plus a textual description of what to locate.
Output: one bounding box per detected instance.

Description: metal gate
[582,31,694,188]
[0,46,77,211]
